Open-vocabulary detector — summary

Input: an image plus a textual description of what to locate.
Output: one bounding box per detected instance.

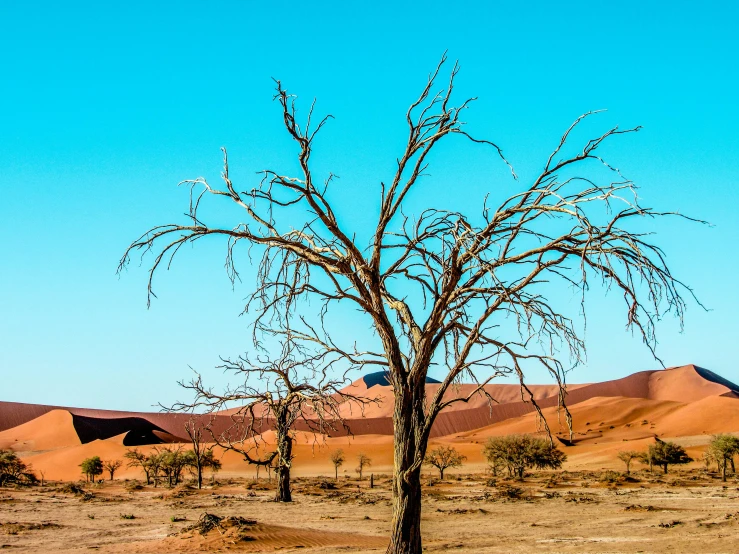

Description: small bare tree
[124,448,151,484]
[102,459,122,481]
[172,339,370,502]
[356,453,372,480]
[330,449,345,480]
[120,54,702,552]
[424,445,466,480]
[616,450,641,474]
[183,416,216,489]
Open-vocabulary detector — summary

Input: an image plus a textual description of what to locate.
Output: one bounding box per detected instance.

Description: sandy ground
[2,469,739,553]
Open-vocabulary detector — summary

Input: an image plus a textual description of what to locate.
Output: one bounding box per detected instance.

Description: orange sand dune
[24,439,134,481]
[2,364,734,445]
[0,409,81,452]
[654,395,739,436]
[648,365,735,402]
[451,392,739,447]
[3,364,738,480]
[450,396,669,441]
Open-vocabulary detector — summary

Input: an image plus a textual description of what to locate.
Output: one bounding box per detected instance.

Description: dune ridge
[1,364,736,455]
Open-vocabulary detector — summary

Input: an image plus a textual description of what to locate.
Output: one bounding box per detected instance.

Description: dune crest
[0,409,80,452]
[1,363,737,477]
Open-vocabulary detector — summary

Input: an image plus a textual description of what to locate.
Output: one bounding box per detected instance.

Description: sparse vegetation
[482,435,566,480]
[356,453,372,480]
[124,449,155,485]
[0,469,737,550]
[157,446,194,487]
[0,449,36,486]
[423,446,466,480]
[617,450,641,474]
[102,459,122,481]
[80,456,103,483]
[123,446,220,488]
[183,417,216,490]
[642,441,692,474]
[706,434,739,481]
[329,449,345,480]
[168,339,370,502]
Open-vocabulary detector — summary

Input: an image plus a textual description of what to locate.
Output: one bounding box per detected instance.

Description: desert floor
[2,469,739,553]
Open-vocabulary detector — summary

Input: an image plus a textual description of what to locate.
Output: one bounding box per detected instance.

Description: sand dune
[648,365,735,401]
[2,364,738,479]
[0,409,80,452]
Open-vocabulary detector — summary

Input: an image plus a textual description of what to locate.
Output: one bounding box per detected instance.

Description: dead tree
[424,445,466,480]
[102,459,122,481]
[356,453,372,480]
[617,450,641,474]
[330,449,345,480]
[172,339,369,502]
[120,54,702,553]
[183,416,215,490]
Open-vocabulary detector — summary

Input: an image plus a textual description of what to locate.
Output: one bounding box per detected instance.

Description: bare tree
[124,448,152,484]
[330,448,345,480]
[183,416,215,489]
[155,445,192,487]
[424,445,466,480]
[171,339,369,502]
[102,459,122,481]
[616,450,641,474]
[120,54,701,552]
[356,453,372,480]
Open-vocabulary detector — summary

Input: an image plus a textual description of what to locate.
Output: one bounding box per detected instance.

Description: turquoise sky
[1,1,737,410]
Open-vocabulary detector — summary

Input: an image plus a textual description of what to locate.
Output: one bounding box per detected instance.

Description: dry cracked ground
[2,470,739,553]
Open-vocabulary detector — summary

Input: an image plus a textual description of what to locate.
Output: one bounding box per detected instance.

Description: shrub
[0,450,36,485]
[482,435,566,480]
[641,441,692,474]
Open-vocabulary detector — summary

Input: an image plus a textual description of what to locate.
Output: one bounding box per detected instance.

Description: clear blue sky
[1,1,737,410]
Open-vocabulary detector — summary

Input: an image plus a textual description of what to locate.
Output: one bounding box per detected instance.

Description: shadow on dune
[70,415,182,446]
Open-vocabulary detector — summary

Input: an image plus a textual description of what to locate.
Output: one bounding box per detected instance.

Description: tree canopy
[80,456,103,483]
[483,435,566,480]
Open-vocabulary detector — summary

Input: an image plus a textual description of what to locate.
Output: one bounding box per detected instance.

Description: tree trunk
[439,468,444,480]
[386,386,426,554]
[662,464,668,474]
[274,416,293,502]
[196,460,203,489]
[335,465,338,480]
[722,459,727,482]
